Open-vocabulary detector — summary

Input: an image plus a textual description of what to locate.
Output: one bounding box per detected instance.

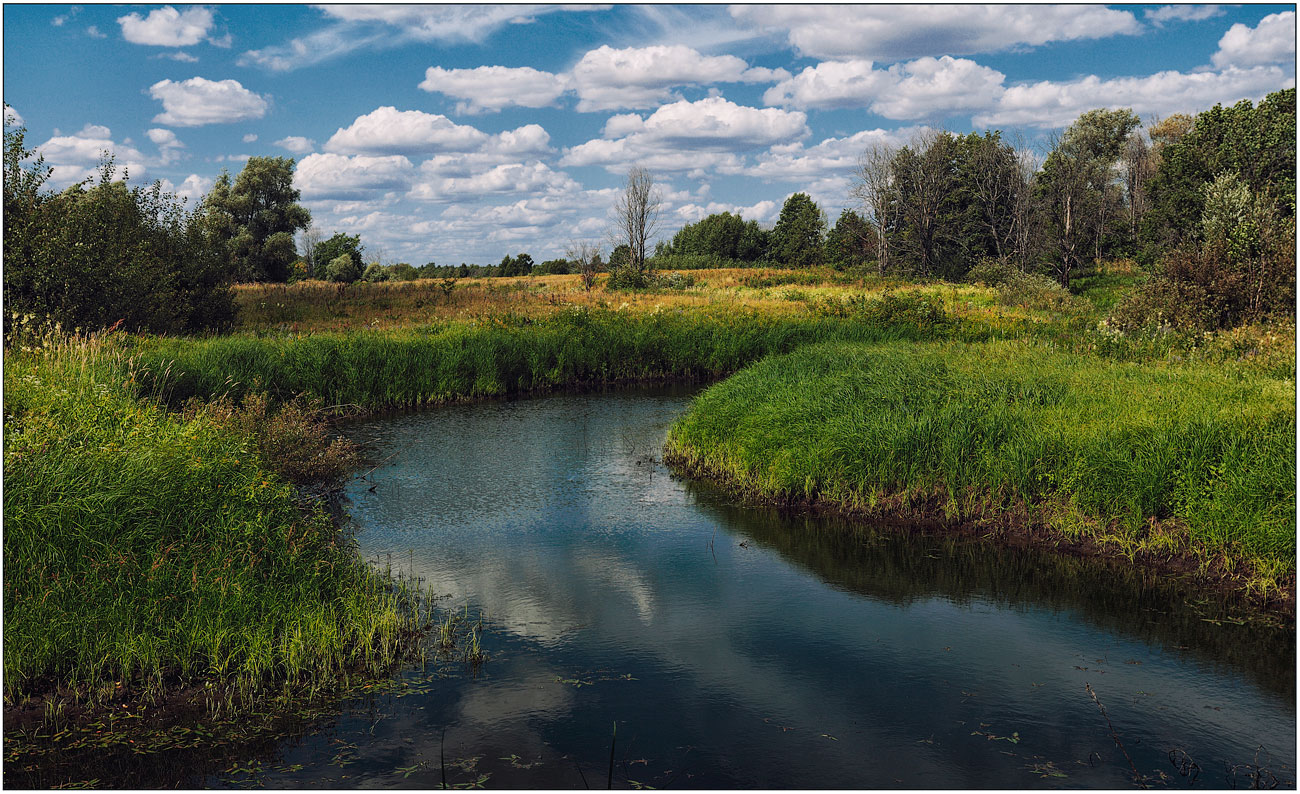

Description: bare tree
[1010,141,1038,271]
[851,141,897,275]
[567,239,600,291]
[297,222,323,278]
[611,166,661,274]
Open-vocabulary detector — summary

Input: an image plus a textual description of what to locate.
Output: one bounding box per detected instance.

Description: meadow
[4,262,1294,740]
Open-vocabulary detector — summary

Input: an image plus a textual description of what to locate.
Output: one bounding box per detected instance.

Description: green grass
[3,333,424,707]
[665,339,1296,588]
[133,301,969,410]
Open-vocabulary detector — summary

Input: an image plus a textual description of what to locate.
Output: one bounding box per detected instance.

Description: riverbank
[3,331,429,737]
[664,339,1296,614]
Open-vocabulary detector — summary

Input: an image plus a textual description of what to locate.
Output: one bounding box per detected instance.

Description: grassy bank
[136,298,963,410]
[3,332,425,715]
[665,340,1296,600]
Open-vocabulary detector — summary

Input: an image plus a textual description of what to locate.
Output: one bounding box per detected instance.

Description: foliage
[3,123,234,335]
[664,211,769,262]
[312,233,364,276]
[535,258,572,275]
[823,209,875,270]
[499,253,534,277]
[769,193,826,268]
[1141,88,1296,258]
[968,257,1085,312]
[324,254,361,284]
[199,157,311,283]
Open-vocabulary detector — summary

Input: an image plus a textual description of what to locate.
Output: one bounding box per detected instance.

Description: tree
[852,141,897,274]
[324,254,361,283]
[3,132,234,334]
[887,130,964,278]
[200,156,310,283]
[313,233,364,275]
[567,240,600,291]
[770,192,826,268]
[608,244,631,269]
[297,222,323,279]
[823,209,875,270]
[611,166,661,275]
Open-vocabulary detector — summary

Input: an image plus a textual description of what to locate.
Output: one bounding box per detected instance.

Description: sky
[3,3,1295,266]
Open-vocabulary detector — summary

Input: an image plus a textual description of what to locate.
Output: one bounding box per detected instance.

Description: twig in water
[608,720,618,790]
[575,761,590,790]
[1086,683,1145,788]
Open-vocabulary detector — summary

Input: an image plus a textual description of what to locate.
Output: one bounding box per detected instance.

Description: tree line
[3,89,1293,336]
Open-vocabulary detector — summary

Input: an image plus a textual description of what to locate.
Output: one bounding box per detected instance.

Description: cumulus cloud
[730,5,1141,61]
[146,127,186,164]
[409,161,580,202]
[1212,12,1296,69]
[35,124,149,186]
[242,133,258,143]
[4,106,23,127]
[563,97,806,174]
[975,65,1294,129]
[149,77,269,127]
[86,26,107,39]
[275,136,316,154]
[295,152,415,200]
[570,44,791,112]
[672,199,779,224]
[161,173,214,204]
[419,65,570,114]
[1144,5,1226,26]
[152,51,199,63]
[324,106,488,155]
[764,56,1006,119]
[241,5,579,71]
[745,127,929,181]
[117,6,215,47]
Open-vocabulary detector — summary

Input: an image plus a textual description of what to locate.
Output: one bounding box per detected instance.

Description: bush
[605,264,654,290]
[362,262,387,282]
[325,254,361,283]
[968,258,1083,312]
[3,128,235,335]
[812,290,949,331]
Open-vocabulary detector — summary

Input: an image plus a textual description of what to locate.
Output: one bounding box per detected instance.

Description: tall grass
[135,302,964,410]
[3,333,423,705]
[666,340,1296,585]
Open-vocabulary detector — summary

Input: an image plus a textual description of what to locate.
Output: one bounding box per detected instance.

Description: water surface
[231,387,1296,788]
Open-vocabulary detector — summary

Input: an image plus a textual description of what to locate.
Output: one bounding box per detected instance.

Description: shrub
[968,257,1083,312]
[325,254,361,283]
[362,262,387,282]
[605,264,654,290]
[812,290,949,331]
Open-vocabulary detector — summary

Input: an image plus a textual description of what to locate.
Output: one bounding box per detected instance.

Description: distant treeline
[3,89,1294,336]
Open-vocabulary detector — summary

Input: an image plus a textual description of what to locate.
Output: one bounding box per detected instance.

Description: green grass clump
[3,334,421,705]
[666,339,1295,579]
[134,305,967,411]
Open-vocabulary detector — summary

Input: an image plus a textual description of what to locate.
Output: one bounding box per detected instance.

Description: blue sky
[3,4,1295,265]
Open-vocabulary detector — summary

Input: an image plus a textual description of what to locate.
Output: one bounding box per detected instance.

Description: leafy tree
[200,156,310,283]
[535,258,571,275]
[312,233,364,275]
[324,254,360,283]
[608,244,631,269]
[823,209,875,270]
[887,131,964,278]
[4,122,233,334]
[770,193,826,268]
[1141,89,1296,259]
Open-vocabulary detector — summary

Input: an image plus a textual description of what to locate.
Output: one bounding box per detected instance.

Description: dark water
[223,386,1294,789]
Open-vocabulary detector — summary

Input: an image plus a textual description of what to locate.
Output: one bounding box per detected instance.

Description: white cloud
[570,44,790,112]
[295,152,415,200]
[152,50,199,63]
[242,133,258,143]
[563,97,806,174]
[1212,12,1296,69]
[672,199,779,225]
[1145,5,1226,26]
[745,127,928,181]
[86,26,106,39]
[975,65,1294,129]
[765,56,1006,119]
[409,161,580,202]
[275,136,316,154]
[149,77,269,127]
[729,5,1141,61]
[146,128,186,164]
[241,5,580,71]
[117,6,214,47]
[35,124,149,186]
[324,106,488,156]
[4,106,23,127]
[483,124,552,157]
[160,173,214,204]
[419,65,570,114]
